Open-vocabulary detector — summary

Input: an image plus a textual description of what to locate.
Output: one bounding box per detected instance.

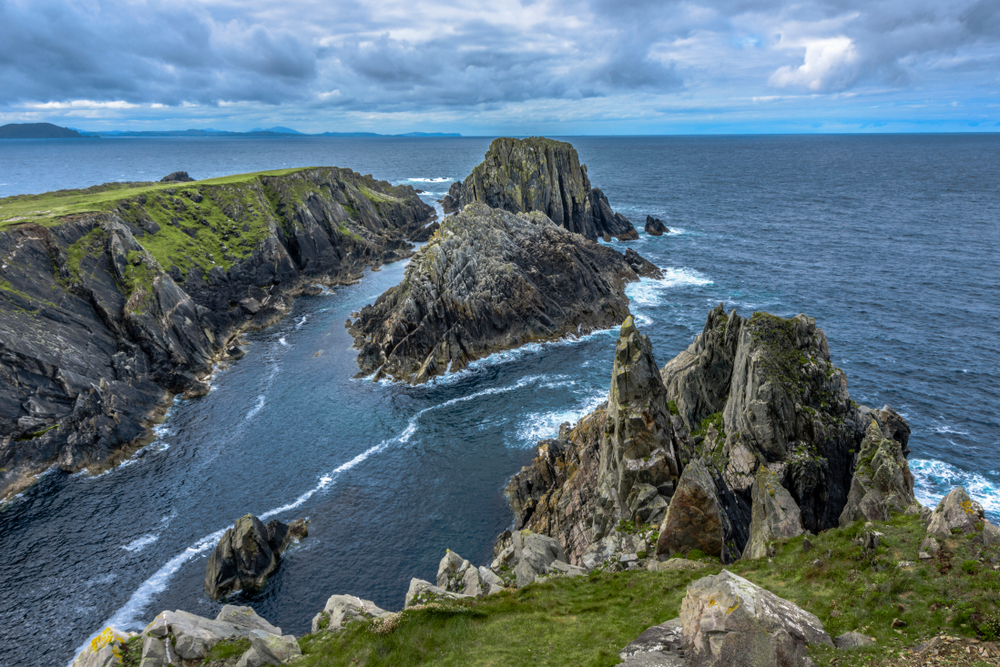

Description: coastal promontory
[348,202,649,383]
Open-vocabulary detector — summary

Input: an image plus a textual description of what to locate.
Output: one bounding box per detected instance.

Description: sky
[0,0,998,135]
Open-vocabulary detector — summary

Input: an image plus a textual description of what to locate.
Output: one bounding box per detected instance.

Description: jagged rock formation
[0,168,433,498]
[500,306,909,570]
[349,203,647,383]
[159,171,194,183]
[927,486,985,538]
[205,514,307,599]
[450,137,639,241]
[624,247,663,279]
[644,215,669,236]
[839,418,917,525]
[441,182,461,214]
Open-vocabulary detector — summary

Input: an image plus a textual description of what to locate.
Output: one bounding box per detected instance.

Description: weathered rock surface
[441,181,462,214]
[453,137,638,241]
[205,514,305,599]
[742,465,804,560]
[656,459,740,562]
[644,216,669,236]
[311,594,393,633]
[349,203,645,383]
[70,627,132,667]
[0,168,433,498]
[833,631,876,649]
[624,247,664,279]
[500,305,907,572]
[595,317,681,533]
[404,578,473,608]
[839,416,916,525]
[512,530,586,586]
[436,549,506,596]
[238,629,302,666]
[617,618,686,667]
[681,570,832,667]
[927,486,984,538]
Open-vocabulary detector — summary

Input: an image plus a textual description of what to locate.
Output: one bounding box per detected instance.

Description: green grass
[0,168,309,229]
[205,637,252,661]
[292,513,1000,667]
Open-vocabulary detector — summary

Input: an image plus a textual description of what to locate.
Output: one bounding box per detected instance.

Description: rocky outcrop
[204,514,307,599]
[742,466,804,559]
[838,417,916,525]
[441,181,461,214]
[681,570,832,667]
[311,595,393,634]
[0,168,433,498]
[500,306,908,570]
[453,137,638,241]
[595,317,682,533]
[927,486,984,538]
[159,171,194,183]
[624,247,664,279]
[349,203,645,383]
[644,216,669,236]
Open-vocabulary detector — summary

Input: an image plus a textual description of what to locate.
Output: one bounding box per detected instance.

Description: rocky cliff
[503,306,913,566]
[449,137,639,241]
[348,202,649,384]
[0,168,434,498]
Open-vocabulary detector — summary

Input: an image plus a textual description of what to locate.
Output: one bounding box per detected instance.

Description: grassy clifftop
[291,513,999,667]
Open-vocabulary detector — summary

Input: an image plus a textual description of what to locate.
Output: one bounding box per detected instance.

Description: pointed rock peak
[611,317,664,407]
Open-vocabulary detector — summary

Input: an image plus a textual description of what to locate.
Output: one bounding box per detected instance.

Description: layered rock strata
[502,306,911,567]
[449,137,639,241]
[204,514,308,599]
[0,168,433,498]
[349,203,648,383]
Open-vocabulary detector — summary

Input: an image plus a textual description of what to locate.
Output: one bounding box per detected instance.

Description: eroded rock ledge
[443,137,639,241]
[0,168,434,498]
[348,202,652,384]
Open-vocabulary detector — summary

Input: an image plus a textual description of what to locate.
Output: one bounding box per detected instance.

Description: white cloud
[769,37,861,92]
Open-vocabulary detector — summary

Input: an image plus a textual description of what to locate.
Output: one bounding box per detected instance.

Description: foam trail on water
[911,458,1000,520]
[626,268,713,307]
[121,534,159,553]
[407,177,451,183]
[245,395,266,421]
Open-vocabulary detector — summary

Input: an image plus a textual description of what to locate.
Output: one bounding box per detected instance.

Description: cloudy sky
[1,0,998,134]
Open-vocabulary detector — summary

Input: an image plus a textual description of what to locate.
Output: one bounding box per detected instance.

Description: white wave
[245,395,266,421]
[626,268,713,307]
[931,423,970,436]
[513,393,607,447]
[121,534,159,553]
[296,316,309,329]
[407,177,451,183]
[278,337,289,347]
[911,458,1000,519]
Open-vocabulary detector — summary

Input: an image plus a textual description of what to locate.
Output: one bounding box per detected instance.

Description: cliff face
[453,137,638,241]
[503,307,911,566]
[0,168,434,498]
[348,202,642,384]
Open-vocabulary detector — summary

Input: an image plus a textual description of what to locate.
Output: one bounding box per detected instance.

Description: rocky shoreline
[0,168,435,499]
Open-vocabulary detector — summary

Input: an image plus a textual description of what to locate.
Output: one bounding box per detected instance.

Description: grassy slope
[293,514,1000,667]
[0,169,306,229]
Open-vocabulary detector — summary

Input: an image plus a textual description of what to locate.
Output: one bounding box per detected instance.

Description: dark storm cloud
[0,0,997,115]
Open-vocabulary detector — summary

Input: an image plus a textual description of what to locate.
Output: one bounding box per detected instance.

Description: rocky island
[348,202,656,383]
[0,168,434,498]
[441,137,639,241]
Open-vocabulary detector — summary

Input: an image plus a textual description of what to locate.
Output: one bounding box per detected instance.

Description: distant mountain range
[0,122,461,139]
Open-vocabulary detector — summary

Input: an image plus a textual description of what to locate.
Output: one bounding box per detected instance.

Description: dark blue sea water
[0,135,997,667]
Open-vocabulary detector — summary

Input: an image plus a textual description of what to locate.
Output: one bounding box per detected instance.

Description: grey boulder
[681,570,832,667]
[743,466,804,559]
[617,618,686,667]
[235,630,301,667]
[512,530,586,587]
[834,631,876,649]
[311,594,393,633]
[926,486,984,538]
[404,578,473,608]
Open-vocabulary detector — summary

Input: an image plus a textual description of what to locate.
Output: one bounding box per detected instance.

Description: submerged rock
[453,137,639,241]
[205,514,305,599]
[349,203,648,383]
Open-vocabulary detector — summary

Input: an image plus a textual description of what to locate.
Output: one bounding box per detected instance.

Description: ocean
[0,134,997,666]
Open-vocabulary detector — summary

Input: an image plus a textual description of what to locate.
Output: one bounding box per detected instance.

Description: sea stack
[449,137,639,241]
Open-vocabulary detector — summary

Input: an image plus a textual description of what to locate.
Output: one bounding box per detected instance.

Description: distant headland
[0,122,460,139]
